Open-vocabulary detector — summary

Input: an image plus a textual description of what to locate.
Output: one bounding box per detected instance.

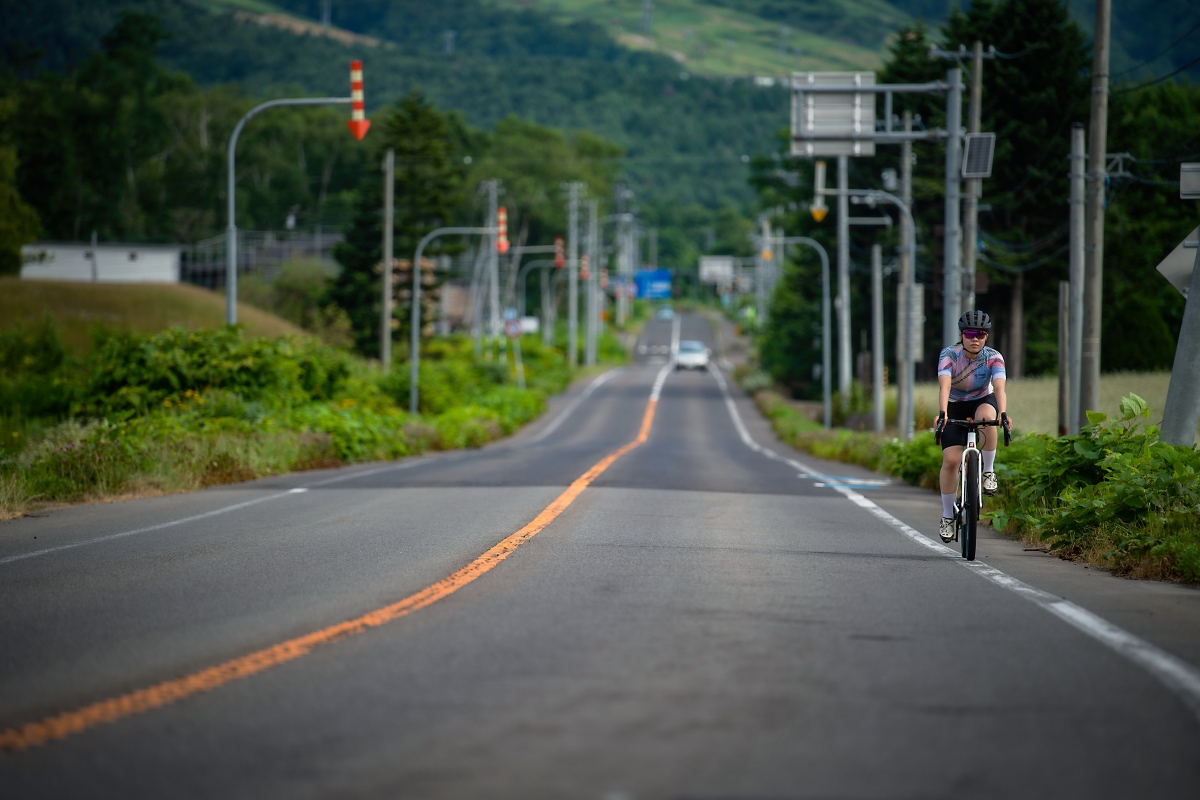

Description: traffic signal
[497,206,509,254]
[580,253,590,280]
[811,160,828,222]
[554,236,565,267]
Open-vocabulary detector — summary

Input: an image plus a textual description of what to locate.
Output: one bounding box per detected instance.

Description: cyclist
[934,310,1011,543]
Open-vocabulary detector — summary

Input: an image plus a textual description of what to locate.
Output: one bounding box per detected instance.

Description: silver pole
[899,111,915,440]
[486,181,501,347]
[941,67,964,348]
[1058,281,1070,435]
[1069,123,1086,433]
[962,42,983,311]
[586,200,599,366]
[567,183,581,366]
[1081,0,1112,418]
[872,243,884,432]
[837,154,851,393]
[226,96,352,326]
[381,148,394,366]
[410,226,493,414]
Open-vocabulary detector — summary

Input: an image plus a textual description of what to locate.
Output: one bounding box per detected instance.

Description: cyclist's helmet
[957,310,992,332]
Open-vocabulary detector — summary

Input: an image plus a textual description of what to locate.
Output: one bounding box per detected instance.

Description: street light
[225,61,370,325]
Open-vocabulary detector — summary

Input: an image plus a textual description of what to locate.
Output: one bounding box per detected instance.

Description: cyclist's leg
[974,396,1000,494]
[939,445,962,495]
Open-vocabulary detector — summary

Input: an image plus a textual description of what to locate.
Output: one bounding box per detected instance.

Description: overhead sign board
[1181,163,1200,200]
[790,72,876,158]
[699,256,735,285]
[1156,226,1198,298]
[635,268,672,300]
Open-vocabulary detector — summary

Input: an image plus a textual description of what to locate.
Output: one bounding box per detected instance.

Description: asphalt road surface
[2,312,1199,798]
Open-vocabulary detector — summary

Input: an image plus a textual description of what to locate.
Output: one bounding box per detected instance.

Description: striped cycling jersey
[937,345,1006,402]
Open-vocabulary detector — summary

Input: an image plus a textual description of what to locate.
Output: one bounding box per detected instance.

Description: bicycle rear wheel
[964,450,979,561]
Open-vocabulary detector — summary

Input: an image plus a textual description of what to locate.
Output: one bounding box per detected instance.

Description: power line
[978,242,1069,273]
[1113,52,1200,95]
[1111,19,1200,78]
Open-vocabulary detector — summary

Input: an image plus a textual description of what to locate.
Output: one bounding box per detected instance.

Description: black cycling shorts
[940,394,999,449]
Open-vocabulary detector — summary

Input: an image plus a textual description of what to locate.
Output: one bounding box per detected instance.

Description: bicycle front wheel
[964,449,980,561]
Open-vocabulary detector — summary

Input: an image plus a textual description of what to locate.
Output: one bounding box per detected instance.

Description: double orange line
[1,393,660,752]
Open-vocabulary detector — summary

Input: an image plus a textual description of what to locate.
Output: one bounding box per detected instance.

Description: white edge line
[530,367,625,443]
[710,364,1200,723]
[2,367,630,566]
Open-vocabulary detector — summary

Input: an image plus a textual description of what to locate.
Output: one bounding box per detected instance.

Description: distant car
[655,306,675,320]
[674,339,711,370]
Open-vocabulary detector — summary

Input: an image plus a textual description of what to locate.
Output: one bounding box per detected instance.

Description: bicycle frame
[956,429,982,516]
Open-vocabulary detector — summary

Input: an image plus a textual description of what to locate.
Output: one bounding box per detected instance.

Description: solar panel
[961,133,995,179]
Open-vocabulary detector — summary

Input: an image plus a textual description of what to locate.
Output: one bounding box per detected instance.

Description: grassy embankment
[0,280,626,520]
[739,368,1200,583]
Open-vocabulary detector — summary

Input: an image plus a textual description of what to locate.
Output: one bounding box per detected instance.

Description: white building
[21,242,183,283]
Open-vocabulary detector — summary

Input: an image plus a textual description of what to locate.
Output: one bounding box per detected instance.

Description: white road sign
[791,72,876,158]
[1156,226,1199,298]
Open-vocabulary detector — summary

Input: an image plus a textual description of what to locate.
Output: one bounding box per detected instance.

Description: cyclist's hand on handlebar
[1000,412,1012,446]
[935,411,946,445]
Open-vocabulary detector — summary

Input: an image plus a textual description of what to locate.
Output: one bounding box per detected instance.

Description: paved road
[2,312,1199,798]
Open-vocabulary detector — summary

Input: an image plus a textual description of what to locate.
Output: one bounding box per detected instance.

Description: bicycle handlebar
[940,417,1011,447]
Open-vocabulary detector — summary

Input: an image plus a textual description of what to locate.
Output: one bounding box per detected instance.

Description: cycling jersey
[937,345,1006,402]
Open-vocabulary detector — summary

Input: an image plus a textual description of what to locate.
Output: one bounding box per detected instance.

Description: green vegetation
[743,376,1200,583]
[0,319,606,519]
[0,277,304,352]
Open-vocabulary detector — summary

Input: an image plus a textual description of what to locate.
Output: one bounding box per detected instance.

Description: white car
[674,340,711,370]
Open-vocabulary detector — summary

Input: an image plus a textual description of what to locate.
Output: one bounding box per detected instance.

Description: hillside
[0,279,304,352]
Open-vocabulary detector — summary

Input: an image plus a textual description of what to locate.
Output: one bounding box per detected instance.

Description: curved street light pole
[410,226,495,414]
[516,259,557,317]
[226,97,352,325]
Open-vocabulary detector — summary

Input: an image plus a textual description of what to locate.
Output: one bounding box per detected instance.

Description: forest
[2,0,1199,382]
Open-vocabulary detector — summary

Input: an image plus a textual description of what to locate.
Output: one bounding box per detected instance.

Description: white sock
[941,493,956,519]
[982,448,996,473]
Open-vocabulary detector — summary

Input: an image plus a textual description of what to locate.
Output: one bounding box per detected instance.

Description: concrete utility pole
[941,67,964,348]
[897,111,916,441]
[566,182,584,366]
[380,148,394,367]
[962,42,990,310]
[871,243,885,432]
[586,200,599,366]
[1081,0,1111,418]
[485,180,501,348]
[1069,123,1086,433]
[837,154,851,394]
[1058,281,1070,435]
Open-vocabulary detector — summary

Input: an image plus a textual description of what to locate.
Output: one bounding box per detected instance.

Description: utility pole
[897,111,915,441]
[586,200,599,366]
[1069,123,1086,433]
[941,67,964,348]
[962,42,992,310]
[871,243,884,432]
[566,182,583,366]
[380,148,394,366]
[486,180,501,352]
[837,154,851,394]
[1081,0,1111,419]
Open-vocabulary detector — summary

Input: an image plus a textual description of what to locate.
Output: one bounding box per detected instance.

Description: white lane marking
[530,368,625,443]
[710,365,1200,722]
[650,362,673,401]
[0,459,436,566]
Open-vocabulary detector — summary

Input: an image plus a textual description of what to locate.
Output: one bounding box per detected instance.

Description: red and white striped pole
[347,60,371,140]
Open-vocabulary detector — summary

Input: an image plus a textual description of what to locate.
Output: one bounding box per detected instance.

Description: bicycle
[936,415,1010,561]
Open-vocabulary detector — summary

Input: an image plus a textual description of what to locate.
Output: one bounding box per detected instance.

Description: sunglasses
[962,329,988,340]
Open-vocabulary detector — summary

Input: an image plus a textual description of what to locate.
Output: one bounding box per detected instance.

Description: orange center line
[0,397,660,753]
